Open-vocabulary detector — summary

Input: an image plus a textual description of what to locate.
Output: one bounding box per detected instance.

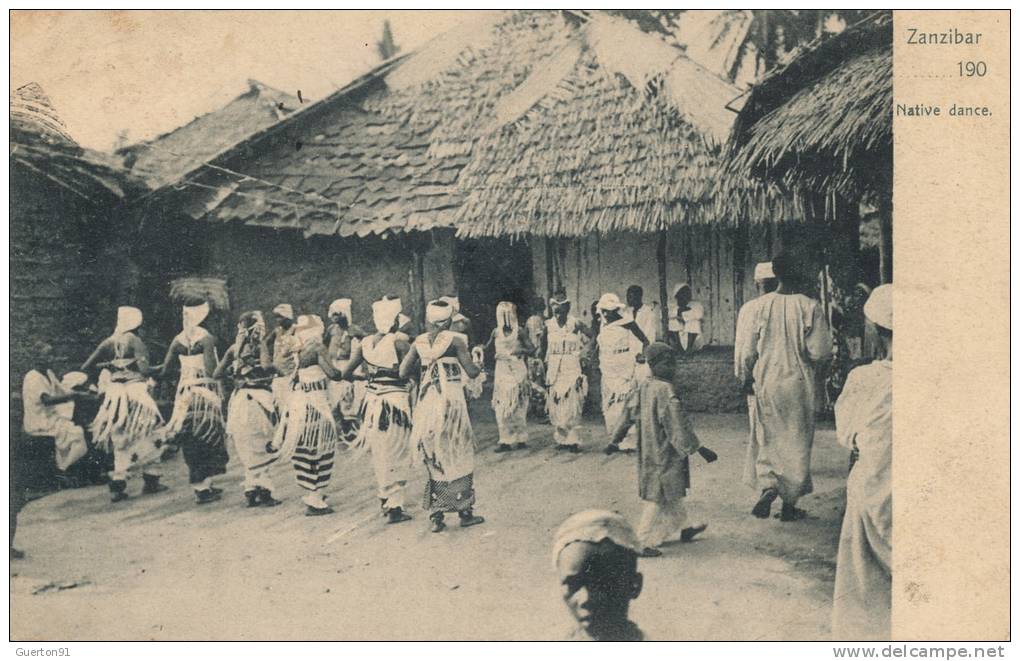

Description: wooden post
[413,243,426,327]
[732,222,748,336]
[656,229,670,340]
[544,236,556,299]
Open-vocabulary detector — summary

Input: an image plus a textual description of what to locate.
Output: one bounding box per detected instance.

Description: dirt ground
[11,403,847,641]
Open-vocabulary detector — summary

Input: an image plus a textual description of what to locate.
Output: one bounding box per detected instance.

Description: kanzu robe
[832,360,892,640]
[736,292,832,502]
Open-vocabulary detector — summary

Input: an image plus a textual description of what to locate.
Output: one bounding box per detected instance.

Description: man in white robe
[736,252,832,521]
[832,284,892,640]
[735,262,779,505]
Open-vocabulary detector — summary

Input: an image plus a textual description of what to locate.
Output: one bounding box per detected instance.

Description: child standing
[605,342,715,556]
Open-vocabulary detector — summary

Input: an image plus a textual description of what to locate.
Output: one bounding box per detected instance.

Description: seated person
[552,510,646,641]
[22,343,90,475]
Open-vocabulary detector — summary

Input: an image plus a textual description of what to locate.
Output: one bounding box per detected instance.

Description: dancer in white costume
[214,311,283,508]
[81,306,165,502]
[596,293,649,453]
[341,296,414,524]
[325,297,366,442]
[269,303,299,414]
[544,293,591,452]
[269,315,346,516]
[400,300,484,533]
[159,302,229,505]
[485,302,535,452]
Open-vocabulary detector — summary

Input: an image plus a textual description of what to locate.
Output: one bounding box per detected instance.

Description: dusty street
[11,404,846,641]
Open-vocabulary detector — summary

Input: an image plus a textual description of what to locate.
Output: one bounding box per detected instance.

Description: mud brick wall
[146,222,458,350]
[672,345,745,413]
[9,165,124,425]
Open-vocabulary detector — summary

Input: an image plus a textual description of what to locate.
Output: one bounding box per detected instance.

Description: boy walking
[605,343,714,556]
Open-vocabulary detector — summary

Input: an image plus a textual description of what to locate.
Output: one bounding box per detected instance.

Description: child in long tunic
[399,300,484,533]
[545,294,590,451]
[215,311,282,507]
[486,302,535,452]
[82,306,166,502]
[607,343,712,556]
[342,296,414,524]
[270,315,346,516]
[160,302,229,505]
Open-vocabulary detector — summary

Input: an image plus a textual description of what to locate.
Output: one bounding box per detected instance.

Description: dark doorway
[453,238,535,345]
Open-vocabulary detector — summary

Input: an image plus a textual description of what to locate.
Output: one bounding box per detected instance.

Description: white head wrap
[61,371,89,390]
[114,306,143,335]
[426,300,454,324]
[596,293,625,312]
[294,314,325,347]
[753,262,775,282]
[372,297,403,335]
[672,282,692,298]
[496,301,518,331]
[863,284,893,330]
[328,298,353,322]
[182,302,210,335]
[551,510,643,568]
[439,296,460,313]
[549,293,570,306]
[273,303,294,320]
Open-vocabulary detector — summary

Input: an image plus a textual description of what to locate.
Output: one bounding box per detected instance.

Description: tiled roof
[120,80,300,189]
[149,10,741,238]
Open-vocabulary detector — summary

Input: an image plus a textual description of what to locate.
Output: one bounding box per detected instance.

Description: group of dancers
[70,295,488,531]
[49,280,704,529]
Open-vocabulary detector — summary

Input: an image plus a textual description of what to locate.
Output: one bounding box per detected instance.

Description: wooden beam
[656,230,670,340]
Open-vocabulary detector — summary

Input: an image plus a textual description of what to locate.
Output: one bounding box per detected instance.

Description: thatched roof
[141,10,743,239]
[10,83,144,204]
[723,12,892,206]
[119,80,300,189]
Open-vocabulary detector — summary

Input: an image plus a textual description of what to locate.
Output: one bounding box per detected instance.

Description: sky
[10,10,466,151]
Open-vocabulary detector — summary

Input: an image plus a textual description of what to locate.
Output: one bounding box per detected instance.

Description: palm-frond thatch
[722,12,892,207]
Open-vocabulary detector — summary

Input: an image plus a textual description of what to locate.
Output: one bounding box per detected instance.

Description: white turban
[372,297,403,335]
[182,302,210,335]
[426,301,454,324]
[273,303,294,320]
[294,314,325,347]
[753,262,775,282]
[496,301,517,331]
[551,510,642,568]
[596,293,625,312]
[328,298,352,322]
[672,282,692,298]
[864,284,893,330]
[114,306,143,335]
[439,296,460,313]
[549,294,570,309]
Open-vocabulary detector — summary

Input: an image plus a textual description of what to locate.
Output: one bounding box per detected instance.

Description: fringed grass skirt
[548,372,587,431]
[412,384,476,512]
[165,380,228,484]
[91,380,164,470]
[275,379,338,493]
[493,358,529,445]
